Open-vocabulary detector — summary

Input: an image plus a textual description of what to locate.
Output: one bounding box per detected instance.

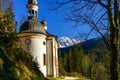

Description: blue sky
[13,0,92,39]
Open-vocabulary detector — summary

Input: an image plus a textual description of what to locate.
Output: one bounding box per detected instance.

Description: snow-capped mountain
[58,37,81,48]
[58,38,105,54]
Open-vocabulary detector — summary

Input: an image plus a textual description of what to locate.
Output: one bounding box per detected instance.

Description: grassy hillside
[0,48,48,80]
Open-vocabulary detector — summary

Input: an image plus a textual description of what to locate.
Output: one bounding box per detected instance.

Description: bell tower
[26,0,39,20]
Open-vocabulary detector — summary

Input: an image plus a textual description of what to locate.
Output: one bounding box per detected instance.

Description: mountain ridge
[58,37,81,48]
[58,37,104,53]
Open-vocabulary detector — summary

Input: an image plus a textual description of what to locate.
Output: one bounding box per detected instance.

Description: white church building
[18,0,59,77]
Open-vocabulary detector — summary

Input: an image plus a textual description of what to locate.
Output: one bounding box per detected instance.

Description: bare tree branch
[97,0,108,8]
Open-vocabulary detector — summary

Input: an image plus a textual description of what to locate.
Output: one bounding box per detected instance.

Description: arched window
[28,10,31,16]
[43,54,46,65]
[43,41,46,45]
[35,11,37,17]
[32,10,34,17]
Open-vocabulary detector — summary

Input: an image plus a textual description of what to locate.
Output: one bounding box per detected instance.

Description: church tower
[18,0,58,77]
[27,0,39,20]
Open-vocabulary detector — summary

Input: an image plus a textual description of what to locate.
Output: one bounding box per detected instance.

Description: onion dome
[20,19,46,34]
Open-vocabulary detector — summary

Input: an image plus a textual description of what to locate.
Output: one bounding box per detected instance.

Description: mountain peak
[58,37,81,48]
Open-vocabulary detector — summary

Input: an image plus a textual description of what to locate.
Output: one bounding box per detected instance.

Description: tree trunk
[108,0,119,80]
[110,48,118,80]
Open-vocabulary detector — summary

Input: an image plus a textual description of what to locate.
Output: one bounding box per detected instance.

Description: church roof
[20,19,47,34]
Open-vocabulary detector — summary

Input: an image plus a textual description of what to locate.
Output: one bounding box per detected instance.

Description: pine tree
[81,55,90,76]
[58,51,67,76]
[0,8,16,48]
[79,48,84,75]
[88,51,96,79]
[72,46,78,72]
[63,52,67,72]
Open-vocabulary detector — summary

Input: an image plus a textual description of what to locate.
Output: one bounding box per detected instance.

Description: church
[18,0,58,77]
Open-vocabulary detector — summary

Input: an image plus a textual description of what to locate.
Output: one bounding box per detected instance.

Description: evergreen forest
[58,45,120,80]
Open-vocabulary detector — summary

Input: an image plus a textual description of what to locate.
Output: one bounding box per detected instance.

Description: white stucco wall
[46,37,58,77]
[18,33,47,76]
[46,40,53,76]
[18,33,58,77]
[30,36,46,76]
[52,38,58,77]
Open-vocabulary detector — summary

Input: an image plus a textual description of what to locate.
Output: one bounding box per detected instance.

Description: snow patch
[58,37,81,48]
